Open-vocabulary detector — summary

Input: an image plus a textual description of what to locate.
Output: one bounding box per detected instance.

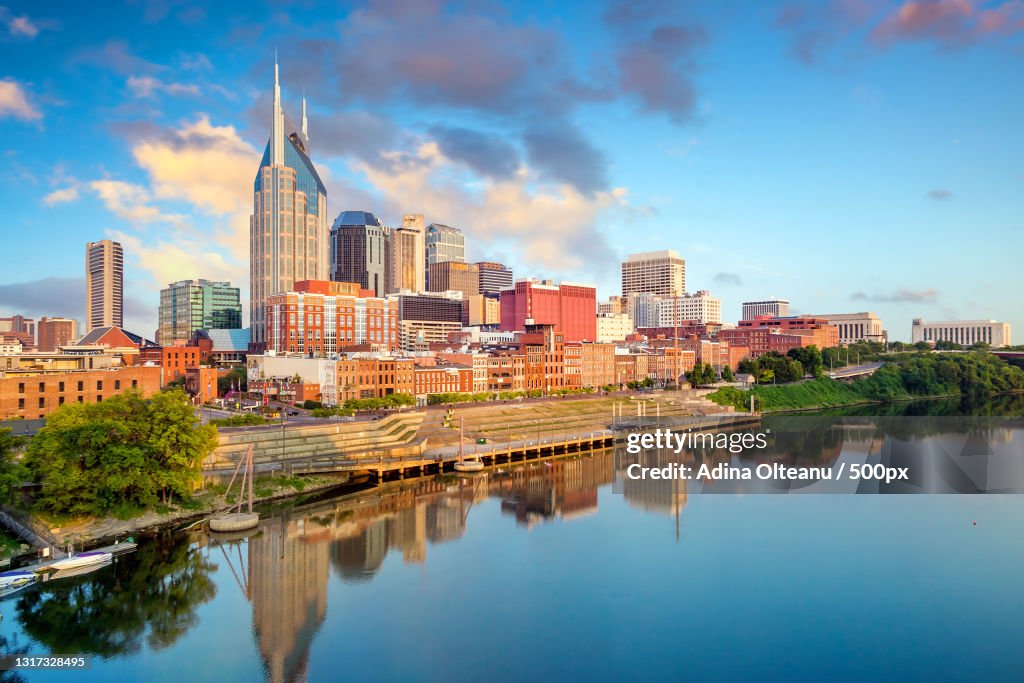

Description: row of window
[17,378,137,393]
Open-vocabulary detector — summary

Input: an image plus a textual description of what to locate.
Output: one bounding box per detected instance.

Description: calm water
[3,396,1024,682]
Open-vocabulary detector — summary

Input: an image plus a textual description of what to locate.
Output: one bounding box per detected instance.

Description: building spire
[301,88,308,143]
[270,50,284,165]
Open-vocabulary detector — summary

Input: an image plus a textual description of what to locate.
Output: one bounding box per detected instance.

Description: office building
[499,279,597,343]
[621,250,685,297]
[0,315,36,350]
[85,239,123,333]
[656,291,722,326]
[250,57,328,349]
[463,294,500,326]
[475,262,513,295]
[911,319,1011,347]
[427,261,479,296]
[598,296,627,315]
[37,317,76,352]
[390,214,425,293]
[742,299,790,320]
[329,210,389,297]
[424,223,465,289]
[814,312,886,345]
[157,279,241,346]
[596,313,633,343]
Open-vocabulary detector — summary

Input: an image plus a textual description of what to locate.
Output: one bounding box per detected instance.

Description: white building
[656,291,722,326]
[621,250,686,296]
[627,293,662,329]
[247,356,339,405]
[742,299,790,320]
[911,319,1011,348]
[596,313,633,343]
[814,312,886,345]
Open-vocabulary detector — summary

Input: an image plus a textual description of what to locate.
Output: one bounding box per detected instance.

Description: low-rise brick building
[0,365,162,419]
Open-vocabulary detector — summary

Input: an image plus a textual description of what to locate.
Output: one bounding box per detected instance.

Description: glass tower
[330,210,389,297]
[158,279,242,346]
[424,223,465,289]
[250,57,328,348]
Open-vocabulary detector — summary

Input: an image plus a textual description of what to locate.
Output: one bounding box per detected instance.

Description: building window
[78,381,84,391]
[77,396,83,403]
[97,395,103,402]
[38,397,45,408]
[132,380,138,388]
[59,382,65,392]
[58,396,65,406]
[18,398,24,409]
[115,380,121,390]
[39,382,45,392]
[97,381,103,390]
[18,383,24,394]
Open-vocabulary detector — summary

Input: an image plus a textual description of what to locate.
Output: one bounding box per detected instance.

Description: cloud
[430,125,521,180]
[523,122,610,195]
[871,0,1024,47]
[714,272,744,286]
[775,0,878,64]
[72,40,164,76]
[126,75,200,99]
[355,141,623,277]
[851,288,939,303]
[0,78,42,121]
[927,188,953,200]
[89,179,186,225]
[42,186,80,205]
[603,1,708,122]
[0,276,149,322]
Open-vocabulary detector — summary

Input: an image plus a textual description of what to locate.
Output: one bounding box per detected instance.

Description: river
[2,395,1023,682]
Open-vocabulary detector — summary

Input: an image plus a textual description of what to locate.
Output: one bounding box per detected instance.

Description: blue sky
[0,0,1021,340]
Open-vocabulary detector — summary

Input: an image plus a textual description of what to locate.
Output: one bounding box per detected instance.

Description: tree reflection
[14,532,216,658]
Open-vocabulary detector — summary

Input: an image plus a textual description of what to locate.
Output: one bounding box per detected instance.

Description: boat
[0,570,36,590]
[45,551,112,572]
[209,444,260,533]
[46,558,112,581]
[454,459,484,473]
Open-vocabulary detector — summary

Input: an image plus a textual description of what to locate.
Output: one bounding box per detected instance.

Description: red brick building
[0,366,162,419]
[414,365,474,397]
[499,279,596,343]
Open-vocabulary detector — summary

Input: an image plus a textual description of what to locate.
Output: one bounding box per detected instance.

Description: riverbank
[23,472,353,550]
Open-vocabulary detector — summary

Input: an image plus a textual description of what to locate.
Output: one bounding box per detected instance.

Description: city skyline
[1,1,1022,339]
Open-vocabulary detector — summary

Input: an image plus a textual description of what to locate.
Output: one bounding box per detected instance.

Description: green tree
[721,365,734,382]
[0,427,27,505]
[788,345,823,377]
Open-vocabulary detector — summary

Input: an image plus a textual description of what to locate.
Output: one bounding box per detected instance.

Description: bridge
[827,362,885,381]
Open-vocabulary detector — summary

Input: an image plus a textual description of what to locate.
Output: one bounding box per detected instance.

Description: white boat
[45,550,113,572]
[0,570,35,590]
[454,459,484,473]
[47,558,112,581]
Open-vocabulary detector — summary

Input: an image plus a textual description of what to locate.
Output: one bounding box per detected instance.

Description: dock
[16,540,138,574]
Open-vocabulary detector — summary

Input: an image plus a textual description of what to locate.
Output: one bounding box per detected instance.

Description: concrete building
[85,239,124,333]
[742,299,790,320]
[329,210,389,297]
[621,250,685,297]
[912,319,1011,347]
[598,296,627,315]
[157,279,242,346]
[390,214,425,293]
[250,57,329,349]
[265,280,398,355]
[37,317,76,352]
[814,312,886,345]
[427,261,479,297]
[656,290,722,326]
[424,224,465,289]
[0,315,36,350]
[596,313,633,343]
[463,294,500,326]
[475,262,513,295]
[499,279,597,343]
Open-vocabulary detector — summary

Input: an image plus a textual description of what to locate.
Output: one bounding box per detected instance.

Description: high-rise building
[424,224,465,289]
[742,299,790,320]
[329,210,389,297]
[0,315,36,350]
[911,319,1011,347]
[475,262,513,295]
[427,261,479,296]
[85,239,123,333]
[499,279,597,343]
[157,279,242,346]
[37,317,76,352]
[390,214,425,293]
[463,294,500,326]
[250,57,328,349]
[621,250,685,297]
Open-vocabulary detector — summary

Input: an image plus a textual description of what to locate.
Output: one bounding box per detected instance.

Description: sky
[0,0,1021,341]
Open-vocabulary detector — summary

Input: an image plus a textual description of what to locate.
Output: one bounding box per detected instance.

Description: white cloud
[8,15,37,37]
[89,179,186,225]
[0,79,42,121]
[42,186,80,205]
[126,75,201,99]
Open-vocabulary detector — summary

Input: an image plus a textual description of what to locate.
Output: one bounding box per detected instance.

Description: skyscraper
[389,214,425,293]
[621,250,685,297]
[742,299,790,320]
[329,210,389,297]
[157,279,242,346]
[475,261,513,295]
[424,223,464,288]
[250,57,328,349]
[85,239,123,333]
